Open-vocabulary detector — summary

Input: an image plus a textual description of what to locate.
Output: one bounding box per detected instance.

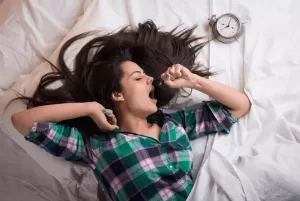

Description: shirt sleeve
[168,101,238,140]
[25,122,92,165]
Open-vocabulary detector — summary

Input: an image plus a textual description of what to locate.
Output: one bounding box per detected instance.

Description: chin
[152,107,158,113]
[147,105,158,115]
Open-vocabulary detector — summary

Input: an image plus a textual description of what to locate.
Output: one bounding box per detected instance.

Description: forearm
[11,102,96,136]
[193,75,251,118]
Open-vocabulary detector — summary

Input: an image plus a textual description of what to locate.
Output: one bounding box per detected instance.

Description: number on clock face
[216,15,239,38]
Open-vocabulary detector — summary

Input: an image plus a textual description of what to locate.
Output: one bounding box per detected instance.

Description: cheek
[123,84,143,100]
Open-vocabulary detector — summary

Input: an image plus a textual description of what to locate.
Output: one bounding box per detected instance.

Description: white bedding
[188,0,300,201]
[1,0,300,201]
[0,0,92,90]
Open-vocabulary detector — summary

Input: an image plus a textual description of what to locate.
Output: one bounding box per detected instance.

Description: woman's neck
[117,112,152,134]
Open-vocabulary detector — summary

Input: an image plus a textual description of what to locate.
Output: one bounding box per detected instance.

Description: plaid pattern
[26,101,237,201]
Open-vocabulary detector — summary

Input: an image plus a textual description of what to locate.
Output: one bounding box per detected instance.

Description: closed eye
[135,78,142,81]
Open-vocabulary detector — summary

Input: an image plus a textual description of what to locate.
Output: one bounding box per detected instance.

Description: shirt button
[169,165,173,169]
[180,179,185,184]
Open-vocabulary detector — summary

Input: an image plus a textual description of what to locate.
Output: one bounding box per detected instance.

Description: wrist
[190,74,204,90]
[86,102,104,117]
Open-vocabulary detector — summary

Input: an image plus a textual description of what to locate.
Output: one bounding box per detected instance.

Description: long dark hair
[14,20,213,136]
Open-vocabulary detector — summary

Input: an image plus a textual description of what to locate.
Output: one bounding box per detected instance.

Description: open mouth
[149,88,155,99]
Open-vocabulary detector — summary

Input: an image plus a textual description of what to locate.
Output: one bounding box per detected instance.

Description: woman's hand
[87,102,119,131]
[161,64,201,89]
[160,64,251,118]
[12,102,119,136]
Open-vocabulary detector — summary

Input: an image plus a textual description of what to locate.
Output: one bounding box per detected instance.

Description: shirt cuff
[25,122,52,141]
[205,101,237,133]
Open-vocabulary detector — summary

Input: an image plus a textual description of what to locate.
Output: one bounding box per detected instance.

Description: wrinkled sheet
[1,0,300,201]
[0,0,100,200]
[0,128,102,201]
[187,0,300,201]
[0,0,91,90]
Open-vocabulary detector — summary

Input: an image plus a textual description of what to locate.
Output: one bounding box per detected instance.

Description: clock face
[216,15,240,38]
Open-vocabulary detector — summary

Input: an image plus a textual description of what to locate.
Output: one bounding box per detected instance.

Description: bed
[1,0,300,201]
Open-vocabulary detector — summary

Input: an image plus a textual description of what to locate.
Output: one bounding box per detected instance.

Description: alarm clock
[209,13,244,44]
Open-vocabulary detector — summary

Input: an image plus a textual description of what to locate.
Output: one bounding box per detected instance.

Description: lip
[151,99,158,105]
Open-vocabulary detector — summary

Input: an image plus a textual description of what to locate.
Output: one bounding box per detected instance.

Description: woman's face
[113,61,158,117]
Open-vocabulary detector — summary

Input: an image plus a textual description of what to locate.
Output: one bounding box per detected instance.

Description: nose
[147,76,154,84]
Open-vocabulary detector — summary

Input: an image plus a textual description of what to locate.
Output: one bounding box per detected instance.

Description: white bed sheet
[1,0,300,201]
[0,0,92,90]
[188,0,300,201]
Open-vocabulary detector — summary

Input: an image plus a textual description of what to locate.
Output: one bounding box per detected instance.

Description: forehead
[121,61,143,75]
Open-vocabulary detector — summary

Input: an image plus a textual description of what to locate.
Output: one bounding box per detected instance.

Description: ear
[112,92,124,102]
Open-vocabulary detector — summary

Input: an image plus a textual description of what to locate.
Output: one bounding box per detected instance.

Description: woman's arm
[192,76,251,118]
[11,102,117,136]
[11,103,93,136]
[162,64,251,118]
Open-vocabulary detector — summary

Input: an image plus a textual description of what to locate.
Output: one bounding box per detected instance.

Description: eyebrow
[130,71,144,76]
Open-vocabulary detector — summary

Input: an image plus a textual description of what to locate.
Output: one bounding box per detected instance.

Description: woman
[11,21,251,201]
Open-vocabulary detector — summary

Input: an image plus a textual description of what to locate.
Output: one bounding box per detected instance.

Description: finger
[174,64,183,77]
[169,74,176,81]
[107,114,117,125]
[180,65,192,77]
[102,109,117,125]
[161,71,176,88]
[101,120,119,131]
[103,109,113,114]
[161,72,166,80]
[161,68,170,81]
[103,109,114,119]
[167,67,176,81]
[168,66,177,78]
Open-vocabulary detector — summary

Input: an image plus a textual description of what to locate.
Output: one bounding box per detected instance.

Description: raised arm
[11,102,118,166]
[161,64,251,118]
[11,102,118,136]
[191,76,251,118]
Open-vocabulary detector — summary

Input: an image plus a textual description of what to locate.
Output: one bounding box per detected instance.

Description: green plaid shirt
[26,101,237,201]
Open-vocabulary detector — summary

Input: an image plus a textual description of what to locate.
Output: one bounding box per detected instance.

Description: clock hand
[226,18,232,27]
